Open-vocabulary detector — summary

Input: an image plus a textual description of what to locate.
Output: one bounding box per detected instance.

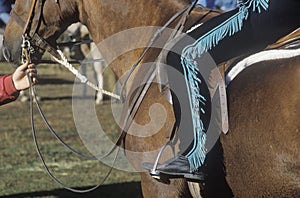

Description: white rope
[52,49,121,100]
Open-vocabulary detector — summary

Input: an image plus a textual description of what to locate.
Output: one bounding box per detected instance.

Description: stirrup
[148,141,175,183]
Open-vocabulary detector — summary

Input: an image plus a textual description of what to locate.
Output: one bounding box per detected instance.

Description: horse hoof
[95,99,103,105]
[20,95,29,102]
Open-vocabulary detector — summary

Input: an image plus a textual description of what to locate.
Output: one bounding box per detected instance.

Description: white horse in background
[64,22,106,104]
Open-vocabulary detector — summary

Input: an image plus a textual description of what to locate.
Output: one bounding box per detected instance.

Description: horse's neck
[80,0,191,42]
[76,0,218,78]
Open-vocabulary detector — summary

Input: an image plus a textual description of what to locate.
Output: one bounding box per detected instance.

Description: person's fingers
[26,68,37,74]
[27,63,35,69]
[28,72,37,77]
[29,72,38,84]
[17,60,29,71]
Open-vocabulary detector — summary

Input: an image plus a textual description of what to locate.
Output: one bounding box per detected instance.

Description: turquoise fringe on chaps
[181,0,269,172]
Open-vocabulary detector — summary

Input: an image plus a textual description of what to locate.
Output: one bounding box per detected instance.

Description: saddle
[218,27,300,78]
[267,27,300,50]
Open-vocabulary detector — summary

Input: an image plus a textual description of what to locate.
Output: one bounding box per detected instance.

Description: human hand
[12,61,38,91]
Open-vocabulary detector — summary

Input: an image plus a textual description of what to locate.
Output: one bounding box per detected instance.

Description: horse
[61,22,117,104]
[3,0,300,197]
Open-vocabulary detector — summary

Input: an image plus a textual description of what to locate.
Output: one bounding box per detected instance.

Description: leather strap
[54,0,64,19]
[267,28,300,49]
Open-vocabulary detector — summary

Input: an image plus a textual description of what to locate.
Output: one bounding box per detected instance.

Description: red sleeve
[0,74,20,105]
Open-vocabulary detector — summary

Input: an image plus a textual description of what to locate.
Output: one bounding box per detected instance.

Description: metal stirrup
[150,141,175,179]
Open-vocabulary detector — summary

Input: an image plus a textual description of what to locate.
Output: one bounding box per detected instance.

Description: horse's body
[3,0,300,197]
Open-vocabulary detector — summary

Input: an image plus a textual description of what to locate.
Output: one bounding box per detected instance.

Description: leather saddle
[219,27,300,75]
[267,27,300,50]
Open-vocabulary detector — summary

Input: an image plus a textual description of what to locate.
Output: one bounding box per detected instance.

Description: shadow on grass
[39,78,75,85]
[1,182,142,198]
[40,96,95,101]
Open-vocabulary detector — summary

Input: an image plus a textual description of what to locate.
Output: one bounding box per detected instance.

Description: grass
[0,62,142,197]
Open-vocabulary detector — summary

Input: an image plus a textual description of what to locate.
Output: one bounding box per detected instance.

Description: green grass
[0,62,141,197]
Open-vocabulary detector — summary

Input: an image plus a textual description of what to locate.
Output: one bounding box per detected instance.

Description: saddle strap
[267,27,300,49]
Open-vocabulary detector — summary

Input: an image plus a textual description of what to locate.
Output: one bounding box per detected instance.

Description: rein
[13,0,201,193]
[17,0,122,193]
[22,28,122,194]
[28,81,120,193]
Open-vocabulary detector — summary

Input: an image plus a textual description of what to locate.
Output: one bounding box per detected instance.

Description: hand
[12,61,38,91]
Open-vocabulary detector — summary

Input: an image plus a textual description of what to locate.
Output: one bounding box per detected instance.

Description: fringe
[181,0,269,172]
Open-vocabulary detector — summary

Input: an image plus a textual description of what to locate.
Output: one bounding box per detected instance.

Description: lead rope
[52,50,121,100]
[23,40,121,193]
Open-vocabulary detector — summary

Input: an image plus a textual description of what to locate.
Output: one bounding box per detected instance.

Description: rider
[143,0,300,181]
[0,61,37,105]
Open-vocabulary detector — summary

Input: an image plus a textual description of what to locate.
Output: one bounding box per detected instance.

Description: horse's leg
[89,42,104,104]
[18,90,40,102]
[141,173,193,198]
[77,25,105,104]
[0,31,5,61]
[19,90,29,102]
[120,73,194,197]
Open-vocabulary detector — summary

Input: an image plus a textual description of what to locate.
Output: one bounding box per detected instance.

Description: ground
[0,61,142,197]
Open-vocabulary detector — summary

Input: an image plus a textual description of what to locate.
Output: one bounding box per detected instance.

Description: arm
[0,61,37,105]
[0,74,19,105]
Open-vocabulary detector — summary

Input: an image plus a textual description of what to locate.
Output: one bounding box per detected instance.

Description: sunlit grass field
[0,62,142,197]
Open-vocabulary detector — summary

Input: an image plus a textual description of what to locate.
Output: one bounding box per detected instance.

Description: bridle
[10,0,62,62]
[8,0,206,193]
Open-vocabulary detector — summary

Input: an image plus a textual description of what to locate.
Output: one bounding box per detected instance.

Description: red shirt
[0,74,19,105]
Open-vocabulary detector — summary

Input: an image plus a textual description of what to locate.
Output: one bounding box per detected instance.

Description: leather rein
[9,0,203,193]
[11,0,121,193]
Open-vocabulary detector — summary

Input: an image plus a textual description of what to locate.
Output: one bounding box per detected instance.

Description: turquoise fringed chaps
[181,0,270,172]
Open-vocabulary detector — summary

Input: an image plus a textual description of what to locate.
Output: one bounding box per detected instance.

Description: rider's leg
[208,0,300,64]
[142,0,300,180]
[142,6,253,179]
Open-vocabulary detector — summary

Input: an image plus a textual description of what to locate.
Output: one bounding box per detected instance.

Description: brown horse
[3,0,300,197]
